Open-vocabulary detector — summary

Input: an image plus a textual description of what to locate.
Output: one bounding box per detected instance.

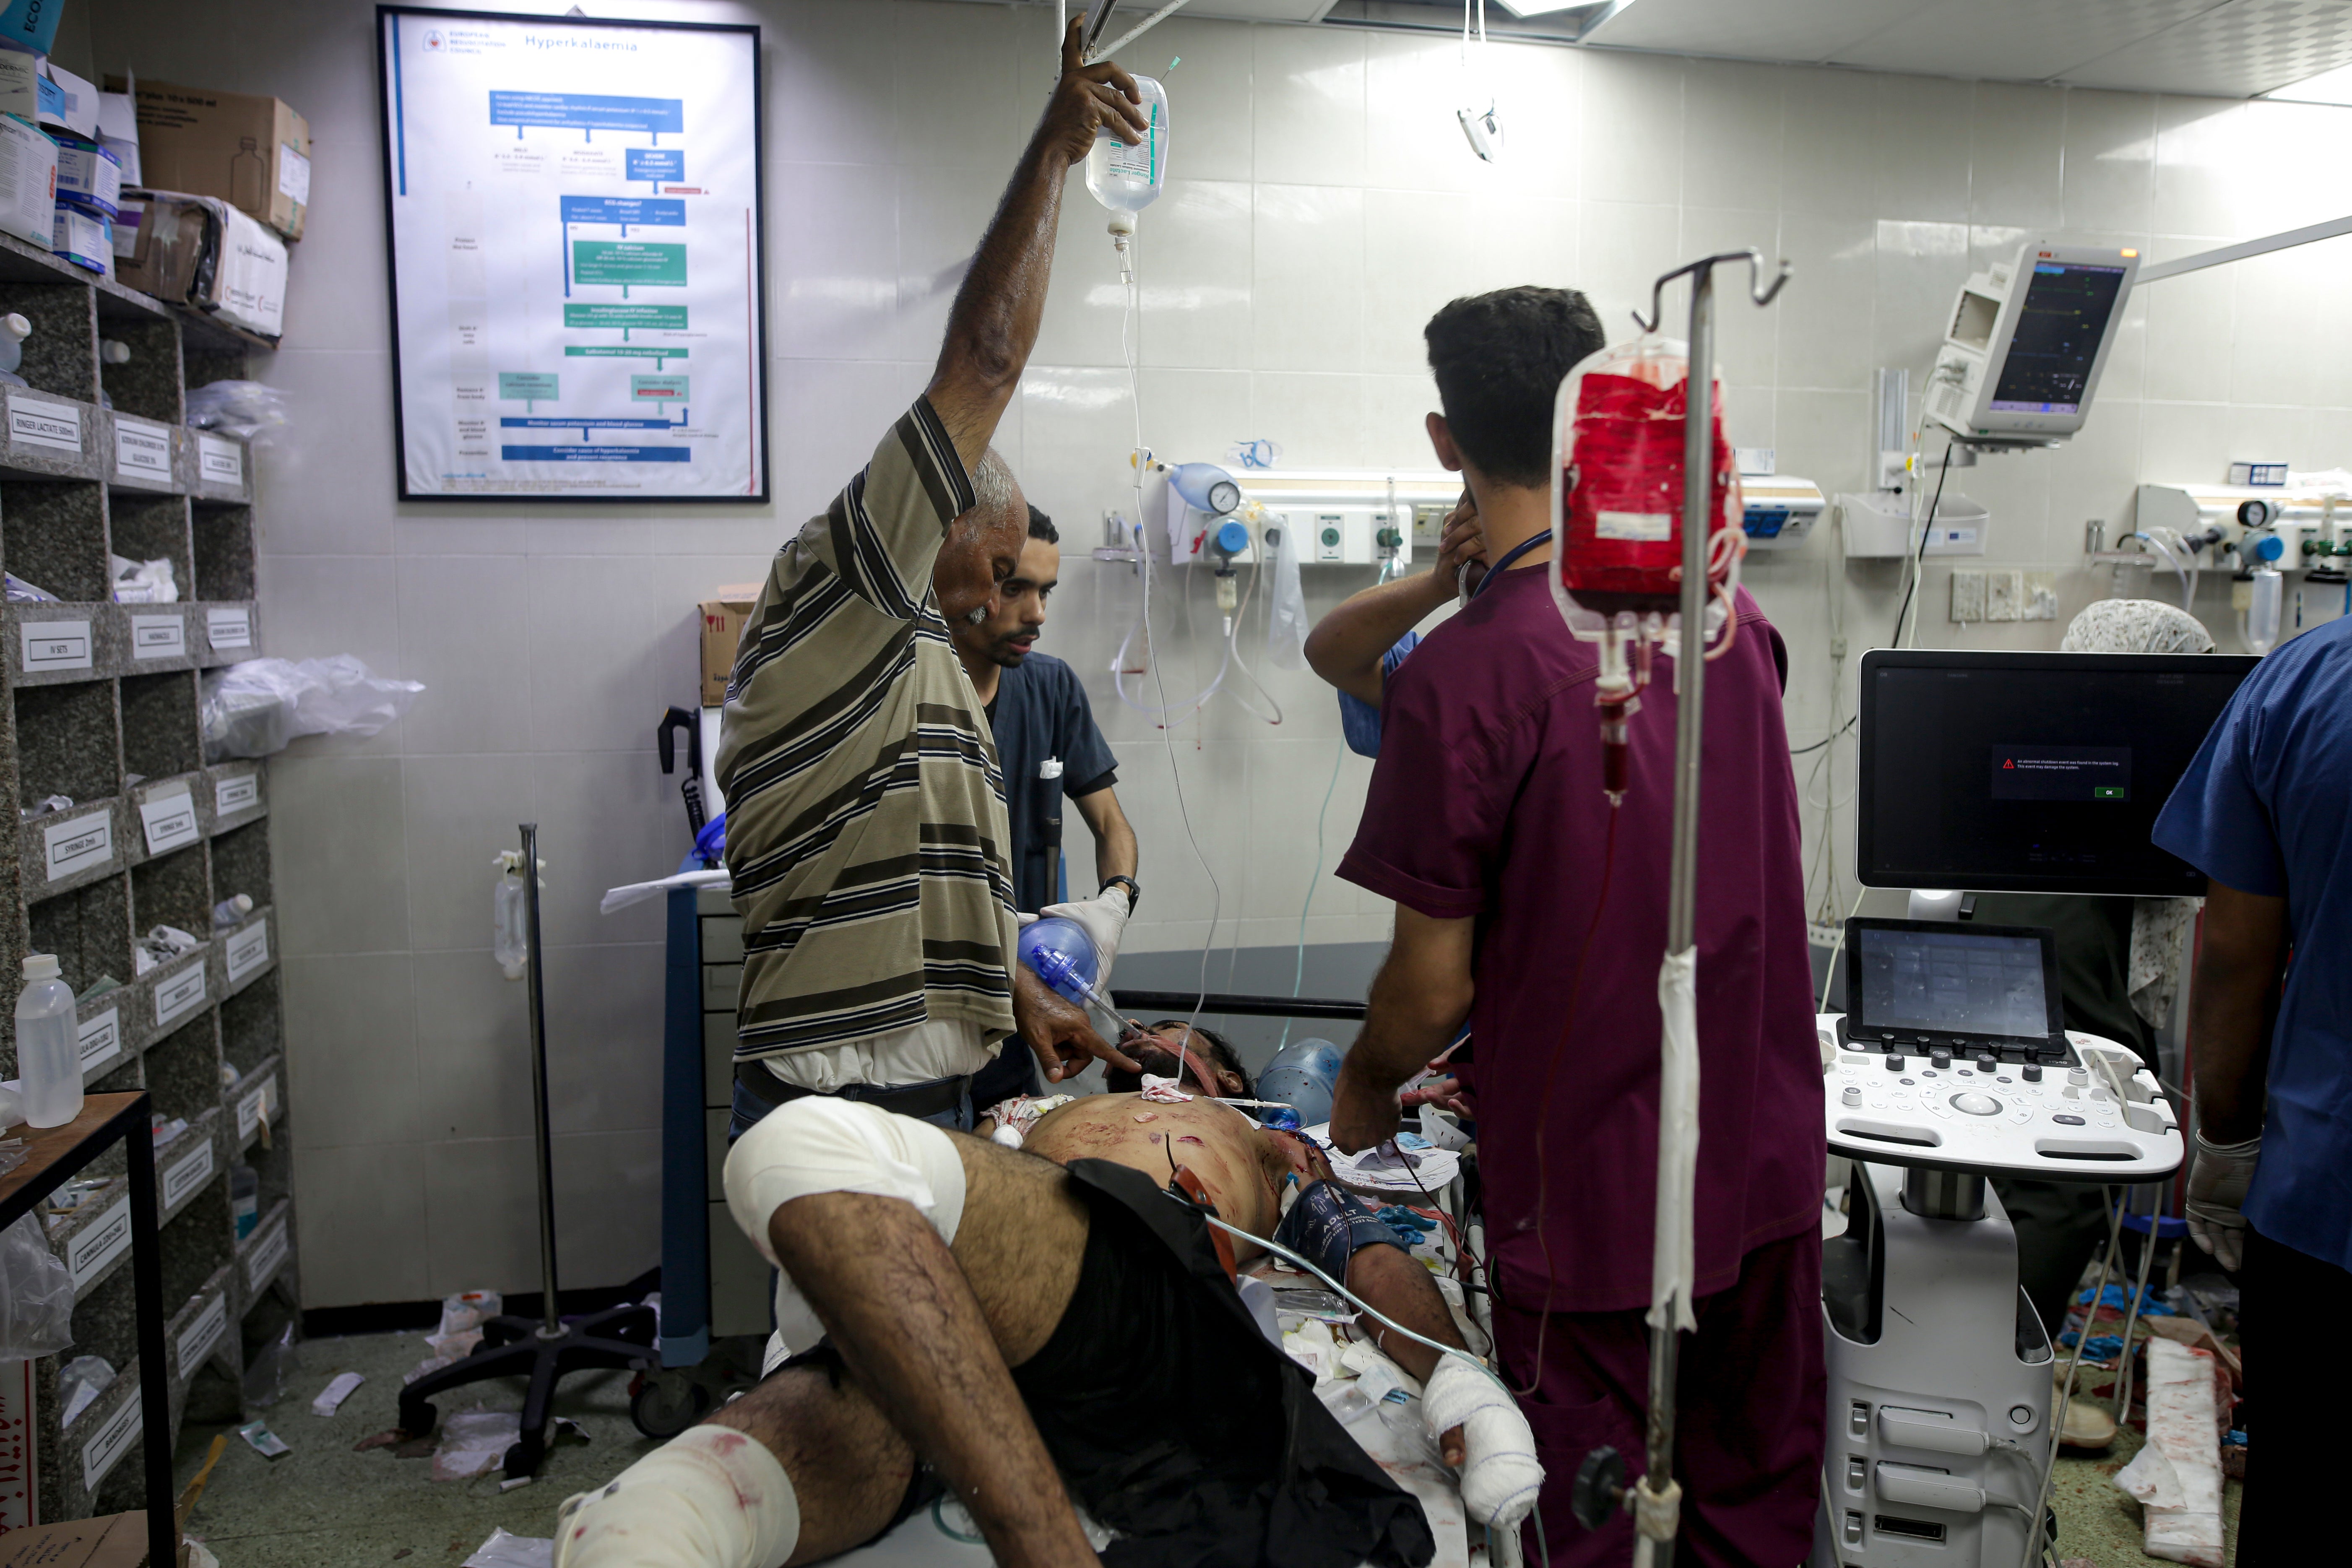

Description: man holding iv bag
[1316,287,1827,1565]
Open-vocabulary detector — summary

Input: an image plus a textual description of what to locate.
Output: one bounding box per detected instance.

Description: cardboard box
[102,78,307,240]
[700,586,760,705]
[113,193,286,341]
[0,1511,151,1568]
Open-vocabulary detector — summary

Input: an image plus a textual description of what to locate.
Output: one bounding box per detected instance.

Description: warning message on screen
[1991,746,2132,802]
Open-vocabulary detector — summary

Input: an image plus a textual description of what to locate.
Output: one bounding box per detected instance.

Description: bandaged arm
[1272,1181,1543,1530]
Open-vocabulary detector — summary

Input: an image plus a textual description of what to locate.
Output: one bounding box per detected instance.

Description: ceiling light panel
[1579,0,1940,62]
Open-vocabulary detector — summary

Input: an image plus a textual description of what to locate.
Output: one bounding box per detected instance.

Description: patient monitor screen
[1988,261,2126,415]
[1852,926,2050,1041]
[1858,652,2258,895]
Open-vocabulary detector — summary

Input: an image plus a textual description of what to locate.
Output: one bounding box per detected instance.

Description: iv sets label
[45,811,112,880]
[114,418,172,481]
[7,393,79,453]
[21,618,92,673]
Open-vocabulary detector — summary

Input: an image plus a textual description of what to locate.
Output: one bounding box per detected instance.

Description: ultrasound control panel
[1819,1014,2183,1183]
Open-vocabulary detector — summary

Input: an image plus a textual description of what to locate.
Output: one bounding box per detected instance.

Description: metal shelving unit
[0,225,285,1524]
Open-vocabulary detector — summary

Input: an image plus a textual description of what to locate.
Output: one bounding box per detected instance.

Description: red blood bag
[1550,337,1741,617]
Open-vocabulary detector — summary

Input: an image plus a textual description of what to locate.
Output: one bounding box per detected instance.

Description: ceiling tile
[1830,0,2222,80]
[1582,0,1939,62]
[2061,0,2352,95]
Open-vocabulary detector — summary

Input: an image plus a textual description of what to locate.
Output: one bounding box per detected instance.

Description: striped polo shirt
[714,399,1018,1062]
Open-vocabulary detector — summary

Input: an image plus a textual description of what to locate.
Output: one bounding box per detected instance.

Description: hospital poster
[377,8,768,500]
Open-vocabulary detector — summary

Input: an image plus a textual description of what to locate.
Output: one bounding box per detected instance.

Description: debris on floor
[410,1290,504,1383]
[236,1419,291,1459]
[462,1527,553,1568]
[432,1408,523,1481]
[310,1369,365,1416]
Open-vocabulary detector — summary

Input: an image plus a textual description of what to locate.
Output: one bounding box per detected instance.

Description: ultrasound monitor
[1842,918,2064,1059]
[1857,650,2260,897]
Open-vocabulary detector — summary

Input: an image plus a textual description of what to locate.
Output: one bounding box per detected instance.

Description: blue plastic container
[1259,1037,1344,1127]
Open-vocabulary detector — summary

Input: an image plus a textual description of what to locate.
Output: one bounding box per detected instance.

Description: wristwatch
[1100,875,1141,913]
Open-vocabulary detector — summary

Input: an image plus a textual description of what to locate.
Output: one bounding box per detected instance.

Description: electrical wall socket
[1985,569,2022,621]
[1950,569,1986,622]
[2023,571,2058,621]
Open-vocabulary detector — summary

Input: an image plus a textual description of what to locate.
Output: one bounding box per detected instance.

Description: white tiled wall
[81,0,2352,1305]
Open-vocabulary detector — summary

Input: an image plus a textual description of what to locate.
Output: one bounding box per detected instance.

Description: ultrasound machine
[1811,649,2256,1568]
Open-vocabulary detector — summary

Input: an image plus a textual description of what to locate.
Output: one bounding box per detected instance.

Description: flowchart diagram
[381,12,766,499]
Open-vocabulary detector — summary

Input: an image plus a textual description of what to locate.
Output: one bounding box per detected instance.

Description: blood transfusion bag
[1547,337,1749,801]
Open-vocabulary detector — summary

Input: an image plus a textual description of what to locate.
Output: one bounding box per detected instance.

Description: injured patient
[553,1022,1540,1568]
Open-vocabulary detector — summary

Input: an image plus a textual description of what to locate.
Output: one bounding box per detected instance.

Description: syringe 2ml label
[44,811,112,880]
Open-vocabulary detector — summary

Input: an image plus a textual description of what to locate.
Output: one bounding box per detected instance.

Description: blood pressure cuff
[1274,1179,1409,1286]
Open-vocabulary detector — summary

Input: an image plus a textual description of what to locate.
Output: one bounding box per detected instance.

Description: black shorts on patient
[770,1158,1434,1568]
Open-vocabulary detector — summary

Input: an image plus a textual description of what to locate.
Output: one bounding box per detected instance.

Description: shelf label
[8,393,80,453]
[114,418,172,481]
[177,1292,228,1373]
[205,607,252,650]
[139,788,199,856]
[21,618,92,673]
[130,612,185,660]
[155,960,207,1028]
[163,1136,215,1207]
[245,1219,289,1293]
[44,811,112,881]
[68,1196,133,1291]
[198,434,243,486]
[215,773,259,815]
[226,921,269,984]
[77,1007,121,1075]
[237,1074,277,1139]
[80,1390,139,1491]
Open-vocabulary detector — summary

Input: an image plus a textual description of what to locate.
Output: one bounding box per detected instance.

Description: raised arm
[926,20,1147,467]
[1304,499,1483,705]
[1328,907,1476,1153]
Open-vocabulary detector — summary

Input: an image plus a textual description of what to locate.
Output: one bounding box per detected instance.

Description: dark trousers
[1993,1177,2115,1334]
[1494,1228,1825,1567]
[2238,1225,2341,1564]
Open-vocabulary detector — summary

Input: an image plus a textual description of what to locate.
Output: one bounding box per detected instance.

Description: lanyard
[1464,530,1551,603]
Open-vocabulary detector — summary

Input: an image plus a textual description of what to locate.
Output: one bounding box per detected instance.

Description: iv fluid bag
[1549,336,1740,616]
[1085,75,1169,216]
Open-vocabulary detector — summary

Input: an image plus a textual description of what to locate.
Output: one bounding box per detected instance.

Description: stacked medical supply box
[104,78,309,240]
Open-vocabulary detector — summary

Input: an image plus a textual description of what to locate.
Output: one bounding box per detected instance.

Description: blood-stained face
[1105,1024,1247,1098]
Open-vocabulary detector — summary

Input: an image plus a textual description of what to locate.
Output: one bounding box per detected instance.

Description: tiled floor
[174,1331,2239,1565]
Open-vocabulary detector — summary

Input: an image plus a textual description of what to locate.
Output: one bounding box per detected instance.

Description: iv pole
[1578,250,1791,1567]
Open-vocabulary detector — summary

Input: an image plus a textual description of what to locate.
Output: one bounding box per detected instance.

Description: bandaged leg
[723,1096,968,1361]
[552,1426,800,1568]
[1423,1356,1545,1533]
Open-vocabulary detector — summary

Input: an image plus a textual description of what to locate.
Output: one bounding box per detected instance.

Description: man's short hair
[1026,503,1059,546]
[962,448,1020,532]
[1423,286,1607,489]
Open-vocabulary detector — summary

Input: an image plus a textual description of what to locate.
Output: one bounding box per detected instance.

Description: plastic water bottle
[1084,75,1169,221]
[229,1164,259,1239]
[0,314,29,390]
[15,954,82,1129]
[212,893,254,930]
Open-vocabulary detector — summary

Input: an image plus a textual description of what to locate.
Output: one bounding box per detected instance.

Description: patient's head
[1107,1021,1254,1100]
